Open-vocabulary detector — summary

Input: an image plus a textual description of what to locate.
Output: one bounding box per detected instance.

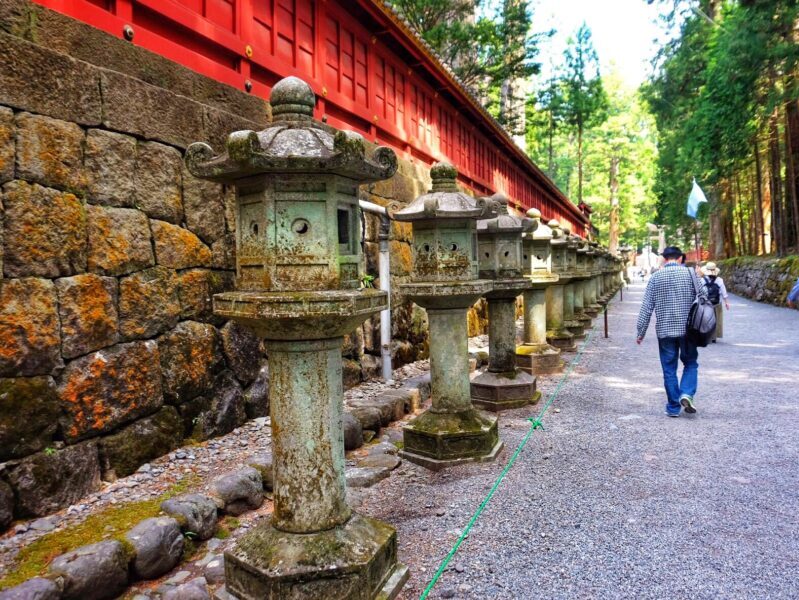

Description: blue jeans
[657,336,698,414]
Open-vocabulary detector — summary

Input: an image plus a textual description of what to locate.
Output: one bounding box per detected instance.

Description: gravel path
[363,283,799,599]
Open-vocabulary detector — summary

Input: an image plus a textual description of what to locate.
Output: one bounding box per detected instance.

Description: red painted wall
[34,0,588,235]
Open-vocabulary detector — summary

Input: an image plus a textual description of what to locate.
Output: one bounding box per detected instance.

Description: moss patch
[0,475,199,590]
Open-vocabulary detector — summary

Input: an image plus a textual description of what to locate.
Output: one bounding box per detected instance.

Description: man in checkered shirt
[636,246,707,417]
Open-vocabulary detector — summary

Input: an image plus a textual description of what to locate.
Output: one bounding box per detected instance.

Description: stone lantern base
[217,514,409,600]
[576,312,593,329]
[400,410,503,471]
[515,343,564,375]
[564,319,585,339]
[547,329,577,352]
[470,370,541,411]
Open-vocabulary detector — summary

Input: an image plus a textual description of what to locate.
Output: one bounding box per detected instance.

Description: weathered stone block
[343,411,364,451]
[15,112,86,192]
[243,364,269,419]
[119,266,180,340]
[134,141,183,223]
[86,205,154,276]
[55,274,119,359]
[210,232,236,270]
[125,516,184,580]
[158,320,221,404]
[0,32,103,126]
[182,164,226,244]
[176,268,234,322]
[0,376,59,461]
[219,321,261,386]
[101,69,204,148]
[0,106,13,184]
[6,440,101,517]
[57,341,163,442]
[0,277,62,377]
[0,479,14,531]
[2,181,87,278]
[84,129,136,207]
[343,358,362,389]
[201,370,246,439]
[151,219,212,270]
[48,540,128,600]
[99,406,182,478]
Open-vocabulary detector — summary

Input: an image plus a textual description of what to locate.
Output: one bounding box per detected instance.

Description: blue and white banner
[686,179,708,219]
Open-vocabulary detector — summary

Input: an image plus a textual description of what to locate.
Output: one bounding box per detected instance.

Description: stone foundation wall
[718,256,799,306]
[0,0,456,524]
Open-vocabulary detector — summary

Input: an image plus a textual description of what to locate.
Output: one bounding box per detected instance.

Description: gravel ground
[361,283,799,599]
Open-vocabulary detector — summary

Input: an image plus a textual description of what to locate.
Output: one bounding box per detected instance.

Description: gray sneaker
[680,395,697,414]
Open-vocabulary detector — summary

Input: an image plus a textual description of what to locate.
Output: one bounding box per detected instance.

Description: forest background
[389,0,799,258]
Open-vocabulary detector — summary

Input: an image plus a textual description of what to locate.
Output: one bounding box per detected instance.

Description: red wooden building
[35,0,589,235]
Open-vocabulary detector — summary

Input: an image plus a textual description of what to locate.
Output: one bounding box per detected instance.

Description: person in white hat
[701,262,729,342]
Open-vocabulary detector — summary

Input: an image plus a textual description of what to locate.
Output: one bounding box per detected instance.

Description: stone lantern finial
[430,161,459,192]
[269,76,315,120]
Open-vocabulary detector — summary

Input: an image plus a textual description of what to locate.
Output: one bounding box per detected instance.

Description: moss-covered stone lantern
[584,241,602,316]
[546,221,577,352]
[470,194,540,411]
[395,162,502,470]
[516,209,563,375]
[573,239,595,327]
[561,226,586,339]
[185,76,408,600]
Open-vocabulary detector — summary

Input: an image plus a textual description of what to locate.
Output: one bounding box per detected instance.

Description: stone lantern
[582,242,601,318]
[395,162,502,470]
[572,238,594,330]
[185,76,408,600]
[561,226,586,340]
[620,246,632,283]
[546,221,577,352]
[470,194,540,411]
[516,209,563,375]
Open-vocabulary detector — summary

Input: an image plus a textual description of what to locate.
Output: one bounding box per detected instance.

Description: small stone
[203,556,225,584]
[0,576,61,600]
[356,453,401,470]
[436,509,446,517]
[164,571,192,586]
[440,588,456,599]
[211,467,263,515]
[162,577,211,600]
[48,540,128,600]
[30,517,58,532]
[161,494,218,541]
[125,517,184,580]
[246,454,274,491]
[368,442,399,456]
[454,563,465,573]
[345,466,391,488]
[343,411,364,451]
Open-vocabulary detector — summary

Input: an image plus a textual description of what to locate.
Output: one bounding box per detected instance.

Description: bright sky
[531,0,666,86]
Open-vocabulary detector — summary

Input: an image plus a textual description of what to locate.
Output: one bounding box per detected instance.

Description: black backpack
[704,276,720,305]
[687,269,717,347]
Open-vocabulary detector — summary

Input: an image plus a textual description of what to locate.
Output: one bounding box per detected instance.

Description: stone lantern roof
[527,209,553,241]
[185,76,397,183]
[476,193,532,235]
[394,162,494,221]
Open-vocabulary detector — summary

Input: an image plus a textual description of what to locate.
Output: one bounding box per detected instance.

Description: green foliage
[389,0,548,127]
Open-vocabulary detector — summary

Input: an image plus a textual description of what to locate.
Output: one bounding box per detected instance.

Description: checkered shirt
[636,263,706,340]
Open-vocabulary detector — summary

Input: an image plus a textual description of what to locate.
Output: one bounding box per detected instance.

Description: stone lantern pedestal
[516,210,563,375]
[572,240,594,331]
[470,195,540,411]
[186,76,407,600]
[545,221,576,352]
[562,229,585,340]
[396,163,502,470]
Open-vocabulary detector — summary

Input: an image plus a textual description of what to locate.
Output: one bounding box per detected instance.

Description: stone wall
[718,255,799,306]
[0,0,443,524]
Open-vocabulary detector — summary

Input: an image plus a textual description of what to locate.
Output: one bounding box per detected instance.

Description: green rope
[418,310,604,600]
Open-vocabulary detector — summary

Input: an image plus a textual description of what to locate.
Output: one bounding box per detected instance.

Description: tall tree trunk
[608,155,620,253]
[784,96,799,251]
[769,109,784,255]
[735,174,747,253]
[709,187,725,259]
[753,136,765,254]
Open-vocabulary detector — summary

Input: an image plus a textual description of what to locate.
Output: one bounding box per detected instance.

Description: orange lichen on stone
[151,219,212,270]
[86,205,154,276]
[57,341,163,442]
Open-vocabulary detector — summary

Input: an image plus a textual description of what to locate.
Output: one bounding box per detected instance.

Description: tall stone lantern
[516,209,563,375]
[185,76,408,600]
[582,242,600,318]
[546,221,577,352]
[470,194,540,411]
[396,162,502,470]
[561,226,586,339]
[573,238,594,330]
